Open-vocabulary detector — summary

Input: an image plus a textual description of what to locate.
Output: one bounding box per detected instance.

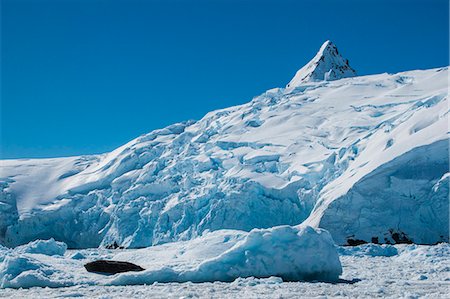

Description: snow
[0,41,448,249]
[307,139,449,245]
[337,243,398,257]
[286,40,357,88]
[110,225,341,284]
[0,255,74,288]
[15,238,67,256]
[0,242,448,297]
[0,239,71,288]
[0,226,341,288]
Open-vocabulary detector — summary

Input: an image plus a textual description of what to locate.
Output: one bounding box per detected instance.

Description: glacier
[0,41,448,249]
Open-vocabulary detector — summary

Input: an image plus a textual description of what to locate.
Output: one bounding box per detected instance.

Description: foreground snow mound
[0,239,94,289]
[15,238,67,256]
[191,225,342,282]
[110,225,342,284]
[0,227,341,288]
[0,239,68,288]
[0,254,74,288]
[0,242,73,288]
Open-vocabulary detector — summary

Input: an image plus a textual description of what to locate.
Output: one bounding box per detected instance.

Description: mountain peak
[286,40,356,88]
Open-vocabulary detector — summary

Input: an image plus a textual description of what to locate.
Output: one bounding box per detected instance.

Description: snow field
[0,243,448,298]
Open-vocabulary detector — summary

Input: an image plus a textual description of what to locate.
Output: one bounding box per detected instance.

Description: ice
[230,276,283,286]
[0,239,80,288]
[0,226,341,288]
[0,255,72,288]
[70,252,86,260]
[337,244,398,257]
[15,238,67,256]
[396,243,450,261]
[0,242,448,297]
[307,139,449,245]
[0,42,448,249]
[110,225,342,284]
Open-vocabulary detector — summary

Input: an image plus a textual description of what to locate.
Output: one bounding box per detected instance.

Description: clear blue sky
[1,0,448,159]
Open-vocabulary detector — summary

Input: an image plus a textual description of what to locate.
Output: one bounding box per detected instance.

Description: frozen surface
[14,238,67,256]
[110,225,341,284]
[337,243,398,257]
[0,42,448,248]
[0,226,341,289]
[0,239,72,288]
[1,243,448,298]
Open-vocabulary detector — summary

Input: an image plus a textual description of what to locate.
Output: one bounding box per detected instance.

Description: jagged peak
[286,40,356,88]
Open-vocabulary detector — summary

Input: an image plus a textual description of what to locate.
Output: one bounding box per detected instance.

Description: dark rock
[84,260,145,274]
[105,241,124,249]
[371,237,379,244]
[389,230,413,244]
[346,238,367,246]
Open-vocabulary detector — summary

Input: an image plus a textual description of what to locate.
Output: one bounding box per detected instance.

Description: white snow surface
[14,238,67,256]
[0,226,342,288]
[0,41,448,248]
[0,239,448,297]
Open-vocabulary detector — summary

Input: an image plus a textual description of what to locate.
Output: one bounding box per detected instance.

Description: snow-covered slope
[0,42,448,248]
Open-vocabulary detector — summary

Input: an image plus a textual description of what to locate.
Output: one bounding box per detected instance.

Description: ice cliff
[0,41,448,248]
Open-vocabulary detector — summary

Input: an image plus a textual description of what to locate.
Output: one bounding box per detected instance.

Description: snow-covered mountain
[1,41,448,248]
[286,40,356,88]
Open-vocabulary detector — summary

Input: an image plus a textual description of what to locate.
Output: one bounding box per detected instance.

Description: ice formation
[15,238,67,256]
[0,239,72,288]
[110,225,342,284]
[0,41,448,248]
[1,243,448,295]
[0,226,342,288]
